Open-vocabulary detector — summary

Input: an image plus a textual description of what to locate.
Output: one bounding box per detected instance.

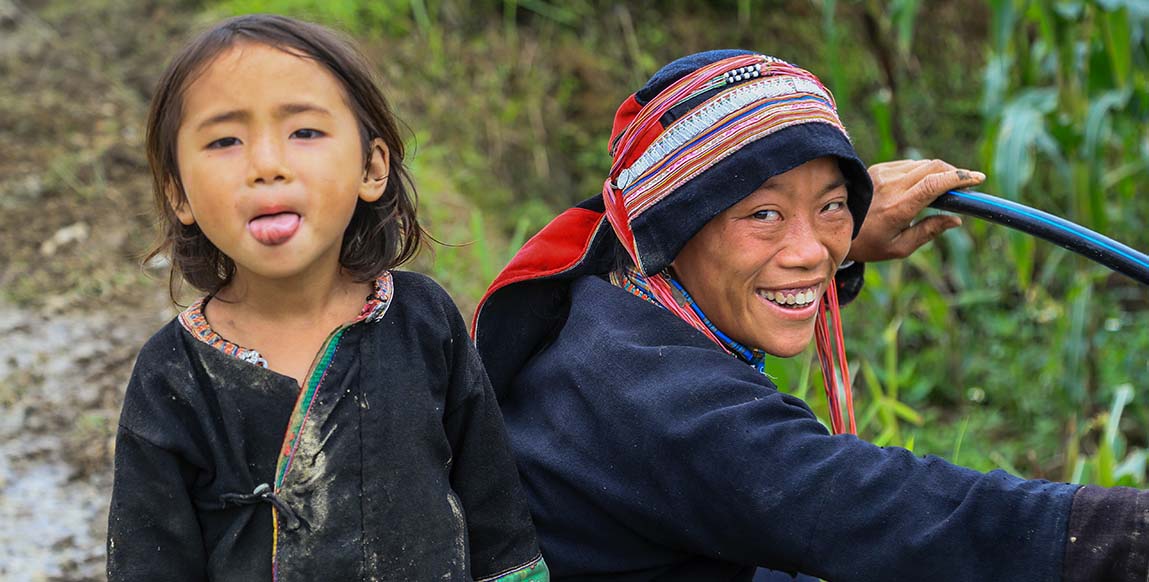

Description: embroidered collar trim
[609,267,766,374]
[177,271,395,368]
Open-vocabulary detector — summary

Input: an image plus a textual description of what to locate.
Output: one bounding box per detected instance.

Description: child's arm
[107,424,208,581]
[106,338,211,582]
[442,317,548,581]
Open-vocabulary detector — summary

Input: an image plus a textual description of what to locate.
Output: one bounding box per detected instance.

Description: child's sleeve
[442,320,549,582]
[106,357,209,581]
[107,426,207,581]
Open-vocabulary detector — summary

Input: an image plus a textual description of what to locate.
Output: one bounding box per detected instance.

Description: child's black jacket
[107,271,544,581]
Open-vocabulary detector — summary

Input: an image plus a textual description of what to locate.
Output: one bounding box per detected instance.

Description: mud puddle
[0,300,167,581]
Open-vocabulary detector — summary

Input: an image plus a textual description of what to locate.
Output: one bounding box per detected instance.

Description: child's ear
[359,138,390,203]
[165,180,196,226]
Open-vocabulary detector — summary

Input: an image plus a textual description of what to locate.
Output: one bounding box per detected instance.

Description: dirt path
[0,297,171,580]
[0,1,197,578]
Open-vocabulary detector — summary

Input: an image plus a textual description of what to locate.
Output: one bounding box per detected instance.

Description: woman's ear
[166,180,196,226]
[359,138,390,203]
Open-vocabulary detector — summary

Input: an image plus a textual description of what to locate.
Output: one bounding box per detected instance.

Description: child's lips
[247,212,300,246]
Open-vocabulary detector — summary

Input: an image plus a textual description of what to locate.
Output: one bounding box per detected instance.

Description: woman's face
[671,157,853,357]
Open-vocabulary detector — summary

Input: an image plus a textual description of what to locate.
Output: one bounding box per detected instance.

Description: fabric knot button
[219,482,302,531]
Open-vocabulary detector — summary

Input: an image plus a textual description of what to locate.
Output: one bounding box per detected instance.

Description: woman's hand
[846,159,985,263]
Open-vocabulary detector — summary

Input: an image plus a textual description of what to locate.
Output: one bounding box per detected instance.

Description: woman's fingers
[910,168,986,205]
[849,159,986,263]
[873,158,954,188]
[884,214,964,260]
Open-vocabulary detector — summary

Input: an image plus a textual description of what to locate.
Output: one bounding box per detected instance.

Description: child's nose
[247,136,291,185]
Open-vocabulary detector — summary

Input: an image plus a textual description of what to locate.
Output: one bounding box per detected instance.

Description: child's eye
[206,137,241,150]
[291,128,325,139]
[751,209,782,221]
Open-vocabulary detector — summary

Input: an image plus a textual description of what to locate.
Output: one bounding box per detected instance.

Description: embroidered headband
[601,53,862,277]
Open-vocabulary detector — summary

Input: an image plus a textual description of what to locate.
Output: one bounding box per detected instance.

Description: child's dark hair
[143,14,422,299]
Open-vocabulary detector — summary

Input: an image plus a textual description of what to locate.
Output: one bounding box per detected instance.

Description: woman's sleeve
[442,319,548,582]
[106,424,207,581]
[1062,485,1149,580]
[598,346,1081,582]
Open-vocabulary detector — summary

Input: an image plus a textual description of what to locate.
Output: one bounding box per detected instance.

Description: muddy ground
[0,301,168,580]
[1,0,200,578]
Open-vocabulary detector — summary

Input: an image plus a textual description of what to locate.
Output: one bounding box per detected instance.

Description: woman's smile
[755,281,823,315]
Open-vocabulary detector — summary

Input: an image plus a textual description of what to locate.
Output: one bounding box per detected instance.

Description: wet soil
[0,300,170,580]
[0,0,196,578]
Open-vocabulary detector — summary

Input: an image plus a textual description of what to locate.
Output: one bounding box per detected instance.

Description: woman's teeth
[761,289,817,307]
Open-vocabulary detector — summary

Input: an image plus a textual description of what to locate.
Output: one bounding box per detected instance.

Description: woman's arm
[631,352,1149,581]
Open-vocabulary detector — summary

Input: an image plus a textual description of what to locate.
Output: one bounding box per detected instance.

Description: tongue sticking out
[248,213,300,246]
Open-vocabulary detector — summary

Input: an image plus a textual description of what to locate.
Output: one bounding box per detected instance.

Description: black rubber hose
[929,190,1149,287]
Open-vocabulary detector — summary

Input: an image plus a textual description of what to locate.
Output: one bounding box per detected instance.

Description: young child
[107,14,547,582]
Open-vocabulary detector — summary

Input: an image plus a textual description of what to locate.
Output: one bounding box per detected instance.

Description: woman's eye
[291,128,325,139]
[823,200,846,212]
[751,209,782,221]
[206,137,241,150]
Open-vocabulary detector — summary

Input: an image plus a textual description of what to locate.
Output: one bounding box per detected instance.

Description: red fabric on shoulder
[471,208,605,335]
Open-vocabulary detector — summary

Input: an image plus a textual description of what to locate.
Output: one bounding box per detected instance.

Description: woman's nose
[776,217,831,269]
[247,135,291,185]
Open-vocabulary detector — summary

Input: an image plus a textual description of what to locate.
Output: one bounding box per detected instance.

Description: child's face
[171,42,387,285]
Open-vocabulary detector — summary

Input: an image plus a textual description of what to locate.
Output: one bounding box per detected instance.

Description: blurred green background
[216,0,1149,486]
[2,0,1148,528]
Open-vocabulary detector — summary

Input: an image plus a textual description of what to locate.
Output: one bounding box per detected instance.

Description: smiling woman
[473,50,1149,581]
